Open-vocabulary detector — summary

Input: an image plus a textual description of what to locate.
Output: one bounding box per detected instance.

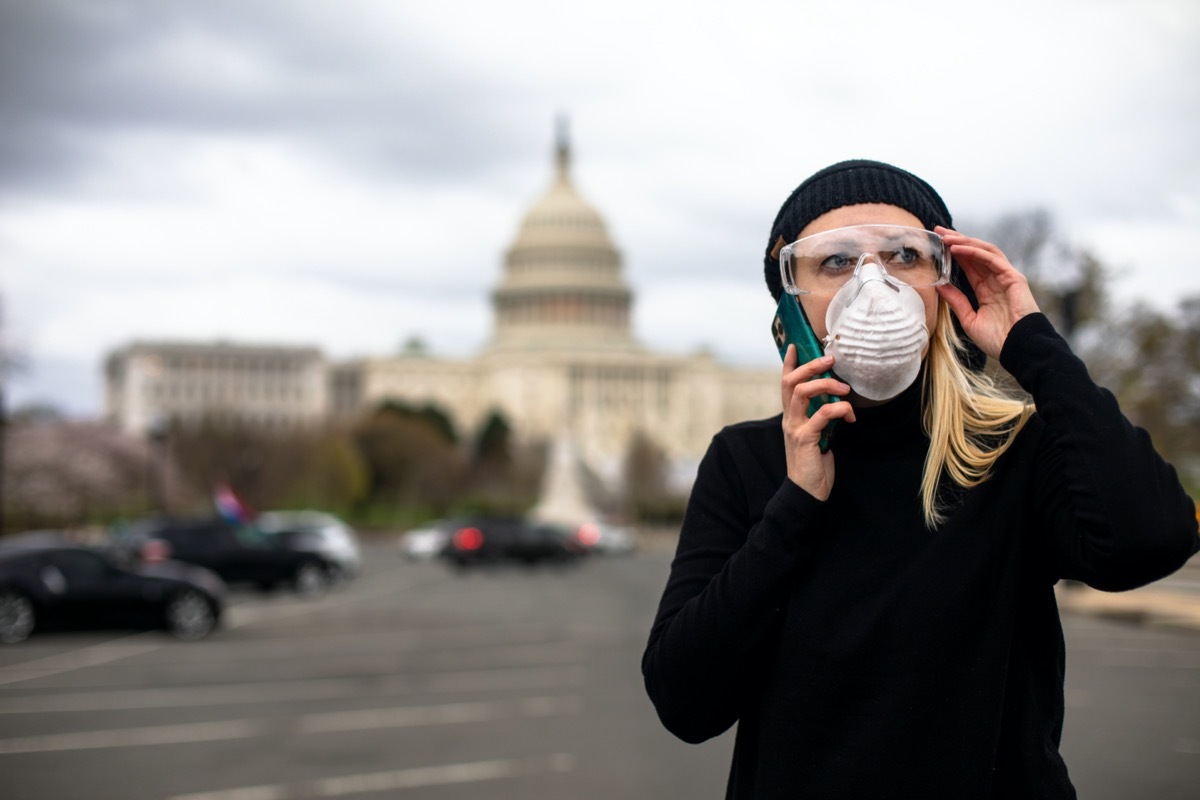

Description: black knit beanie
[763,159,985,370]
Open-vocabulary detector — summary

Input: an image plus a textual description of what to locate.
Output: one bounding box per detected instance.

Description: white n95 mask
[822,257,929,401]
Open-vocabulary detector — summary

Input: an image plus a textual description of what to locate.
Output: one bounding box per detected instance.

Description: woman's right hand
[781,346,856,501]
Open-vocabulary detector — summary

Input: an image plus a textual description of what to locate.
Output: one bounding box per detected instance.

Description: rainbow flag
[213,484,253,524]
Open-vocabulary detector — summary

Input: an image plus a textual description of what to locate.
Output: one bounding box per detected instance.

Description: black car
[115,517,337,597]
[440,517,585,568]
[0,538,224,643]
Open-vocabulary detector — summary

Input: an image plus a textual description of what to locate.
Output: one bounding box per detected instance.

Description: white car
[399,521,452,562]
[577,521,638,556]
[257,510,363,584]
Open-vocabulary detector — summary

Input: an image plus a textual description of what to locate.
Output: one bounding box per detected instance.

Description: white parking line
[298,695,582,734]
[168,753,576,800]
[0,719,268,755]
[0,665,587,714]
[150,622,560,664]
[0,695,583,755]
[0,678,397,714]
[1174,738,1200,754]
[0,567,436,688]
[297,701,498,733]
[0,635,163,687]
[426,664,586,693]
[224,568,433,630]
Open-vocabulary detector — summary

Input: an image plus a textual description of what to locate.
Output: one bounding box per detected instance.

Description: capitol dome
[489,122,635,351]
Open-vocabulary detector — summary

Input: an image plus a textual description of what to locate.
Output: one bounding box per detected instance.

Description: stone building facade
[105,128,779,484]
[358,129,778,481]
[105,342,328,435]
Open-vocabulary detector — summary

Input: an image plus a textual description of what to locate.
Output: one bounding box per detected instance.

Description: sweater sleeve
[641,428,826,743]
[1001,313,1199,591]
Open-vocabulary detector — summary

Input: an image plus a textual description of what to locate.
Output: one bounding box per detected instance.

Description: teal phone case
[771,294,838,453]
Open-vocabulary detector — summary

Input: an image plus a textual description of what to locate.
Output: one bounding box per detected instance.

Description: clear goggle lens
[779,224,951,295]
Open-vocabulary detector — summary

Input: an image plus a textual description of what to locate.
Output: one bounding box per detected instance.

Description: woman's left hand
[933,227,1041,361]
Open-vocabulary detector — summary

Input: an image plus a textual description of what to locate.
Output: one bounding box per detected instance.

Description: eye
[817,253,855,272]
[884,246,921,268]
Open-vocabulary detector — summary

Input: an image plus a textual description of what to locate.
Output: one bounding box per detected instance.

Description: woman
[641,160,1199,799]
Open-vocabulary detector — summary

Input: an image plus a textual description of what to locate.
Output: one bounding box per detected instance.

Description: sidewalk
[642,528,1200,633]
[1057,561,1200,633]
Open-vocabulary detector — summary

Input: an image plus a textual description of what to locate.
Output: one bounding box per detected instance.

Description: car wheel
[323,564,347,589]
[165,589,217,641]
[0,590,35,644]
[293,562,327,598]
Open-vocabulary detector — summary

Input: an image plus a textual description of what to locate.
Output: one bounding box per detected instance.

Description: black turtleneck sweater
[643,314,1199,799]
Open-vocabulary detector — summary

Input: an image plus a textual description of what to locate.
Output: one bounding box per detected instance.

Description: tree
[3,420,190,531]
[623,430,684,523]
[376,400,459,445]
[1076,296,1200,492]
[168,419,272,514]
[290,433,369,510]
[474,410,513,465]
[0,295,29,536]
[979,209,1199,494]
[977,209,1108,342]
[352,404,465,517]
[470,409,514,490]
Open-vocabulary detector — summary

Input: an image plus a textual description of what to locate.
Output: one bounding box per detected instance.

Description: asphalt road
[0,544,1196,799]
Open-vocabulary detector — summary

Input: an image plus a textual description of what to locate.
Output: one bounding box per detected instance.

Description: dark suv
[115,518,335,597]
[439,517,585,569]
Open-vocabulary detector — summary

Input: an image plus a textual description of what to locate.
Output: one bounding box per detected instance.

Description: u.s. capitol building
[107,128,779,484]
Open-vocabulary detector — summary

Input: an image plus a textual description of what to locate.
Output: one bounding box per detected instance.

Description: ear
[769,235,788,261]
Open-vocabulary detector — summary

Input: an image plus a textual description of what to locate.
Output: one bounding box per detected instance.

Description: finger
[935,283,977,326]
[785,378,841,427]
[810,397,857,425]
[787,397,856,449]
[783,343,798,372]
[782,353,836,391]
[936,227,1008,258]
[953,252,993,292]
[789,377,852,411]
[949,244,1017,276]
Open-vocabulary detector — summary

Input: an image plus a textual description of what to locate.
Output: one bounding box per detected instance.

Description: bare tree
[0,295,30,536]
[1076,297,1200,493]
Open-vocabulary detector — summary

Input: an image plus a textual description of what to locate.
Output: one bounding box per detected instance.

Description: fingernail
[821,355,834,365]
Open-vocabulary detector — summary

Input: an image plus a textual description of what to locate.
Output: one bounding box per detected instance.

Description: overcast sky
[3,0,1198,417]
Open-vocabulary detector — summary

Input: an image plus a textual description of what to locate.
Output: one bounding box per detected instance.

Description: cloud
[0,0,539,198]
[2,0,1199,417]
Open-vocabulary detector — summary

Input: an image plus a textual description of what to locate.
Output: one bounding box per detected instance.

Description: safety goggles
[779,224,951,296]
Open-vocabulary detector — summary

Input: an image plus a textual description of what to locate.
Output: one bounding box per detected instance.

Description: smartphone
[771,294,838,453]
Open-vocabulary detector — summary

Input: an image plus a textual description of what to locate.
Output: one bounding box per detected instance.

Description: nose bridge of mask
[821,253,931,401]
[854,253,903,292]
[824,255,923,348]
[824,254,899,326]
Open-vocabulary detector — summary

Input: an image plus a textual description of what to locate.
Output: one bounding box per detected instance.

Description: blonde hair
[919,303,1034,527]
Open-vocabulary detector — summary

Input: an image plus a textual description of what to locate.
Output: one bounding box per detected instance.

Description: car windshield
[234,525,275,548]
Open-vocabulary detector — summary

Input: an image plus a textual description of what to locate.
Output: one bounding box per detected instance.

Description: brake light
[577,523,601,548]
[142,539,171,562]
[453,527,484,551]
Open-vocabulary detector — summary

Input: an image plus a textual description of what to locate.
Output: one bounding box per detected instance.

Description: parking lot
[1,543,1197,799]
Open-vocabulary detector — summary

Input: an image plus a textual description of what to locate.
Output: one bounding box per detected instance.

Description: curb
[1056,584,1200,634]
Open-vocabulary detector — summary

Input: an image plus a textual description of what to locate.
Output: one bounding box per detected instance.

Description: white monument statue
[528,430,600,528]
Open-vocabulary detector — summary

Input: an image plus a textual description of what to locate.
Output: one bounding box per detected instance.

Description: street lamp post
[146,414,169,515]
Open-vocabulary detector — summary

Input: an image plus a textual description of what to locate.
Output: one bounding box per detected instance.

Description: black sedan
[440,517,586,568]
[0,539,225,643]
[115,517,337,597]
